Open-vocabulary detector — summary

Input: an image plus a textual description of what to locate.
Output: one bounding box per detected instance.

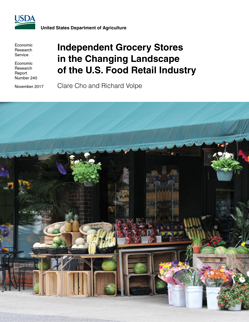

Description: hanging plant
[211,152,242,181]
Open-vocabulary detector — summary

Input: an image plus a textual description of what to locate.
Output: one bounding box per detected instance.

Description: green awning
[0,102,249,157]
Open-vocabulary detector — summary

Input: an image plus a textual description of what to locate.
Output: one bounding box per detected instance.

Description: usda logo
[15,15,35,29]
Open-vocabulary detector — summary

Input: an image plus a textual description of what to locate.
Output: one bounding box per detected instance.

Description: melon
[87,229,97,235]
[60,225,65,233]
[236,246,249,254]
[61,240,67,247]
[33,242,41,248]
[54,223,61,230]
[104,283,116,295]
[52,229,60,234]
[38,259,50,271]
[200,246,215,254]
[83,225,91,232]
[53,236,62,245]
[72,244,78,248]
[155,279,167,289]
[47,227,54,234]
[214,246,227,254]
[225,247,238,254]
[134,263,147,274]
[75,238,85,246]
[102,260,117,271]
[33,283,39,294]
[40,243,47,248]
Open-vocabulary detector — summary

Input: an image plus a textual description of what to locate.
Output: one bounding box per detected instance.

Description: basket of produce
[68,246,88,254]
[31,243,49,254]
[43,221,66,237]
[47,236,68,254]
[79,222,113,240]
[68,237,88,254]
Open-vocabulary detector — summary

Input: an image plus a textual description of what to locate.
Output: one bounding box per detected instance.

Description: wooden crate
[45,271,67,296]
[123,253,152,275]
[33,270,46,295]
[61,232,82,247]
[152,251,177,273]
[44,236,54,245]
[67,271,91,297]
[152,273,167,295]
[193,254,249,273]
[94,271,117,297]
[124,274,153,296]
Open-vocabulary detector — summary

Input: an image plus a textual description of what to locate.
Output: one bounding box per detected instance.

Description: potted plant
[70,153,102,186]
[200,265,235,310]
[211,151,242,181]
[217,282,249,310]
[192,237,202,253]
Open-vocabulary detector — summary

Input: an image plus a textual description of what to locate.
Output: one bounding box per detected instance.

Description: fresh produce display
[126,236,134,244]
[33,283,39,294]
[149,235,157,243]
[236,246,249,254]
[72,214,79,232]
[97,229,107,240]
[134,236,141,244]
[200,246,215,254]
[104,283,116,295]
[98,237,116,249]
[38,259,50,271]
[225,247,238,254]
[117,231,125,238]
[155,278,167,289]
[88,242,97,254]
[75,238,85,246]
[214,246,227,254]
[65,212,73,232]
[140,229,147,236]
[83,224,92,232]
[52,229,60,234]
[133,262,147,274]
[32,242,48,248]
[102,259,117,271]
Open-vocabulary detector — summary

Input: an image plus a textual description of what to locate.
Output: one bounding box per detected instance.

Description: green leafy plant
[70,153,102,184]
[17,156,79,223]
[218,284,249,309]
[192,237,202,246]
[211,151,242,173]
[185,245,193,266]
[230,200,249,245]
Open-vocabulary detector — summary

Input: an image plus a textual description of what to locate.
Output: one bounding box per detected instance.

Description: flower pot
[192,246,201,254]
[216,169,233,181]
[206,287,221,310]
[228,303,242,311]
[167,283,173,305]
[84,181,95,187]
[185,286,203,308]
[172,285,186,307]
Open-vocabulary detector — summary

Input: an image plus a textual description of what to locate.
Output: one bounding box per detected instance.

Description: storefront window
[0,158,14,249]
[17,158,49,258]
[146,165,179,223]
[107,167,129,223]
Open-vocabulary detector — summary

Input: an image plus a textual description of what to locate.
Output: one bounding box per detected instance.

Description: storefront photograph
[0,102,249,310]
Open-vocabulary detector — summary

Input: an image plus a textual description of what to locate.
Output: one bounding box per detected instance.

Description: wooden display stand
[67,271,91,297]
[33,270,46,295]
[123,253,152,275]
[45,271,67,296]
[94,271,117,297]
[124,274,153,296]
[152,251,177,273]
[193,254,249,273]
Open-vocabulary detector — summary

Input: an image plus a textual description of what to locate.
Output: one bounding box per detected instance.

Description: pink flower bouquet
[158,261,190,285]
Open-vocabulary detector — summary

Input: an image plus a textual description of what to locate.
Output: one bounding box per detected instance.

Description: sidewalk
[0,288,248,322]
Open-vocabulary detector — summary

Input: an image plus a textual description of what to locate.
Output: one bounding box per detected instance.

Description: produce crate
[44,236,54,245]
[152,251,177,273]
[61,232,82,247]
[194,254,249,274]
[33,270,46,295]
[123,253,152,275]
[124,274,153,296]
[94,271,117,297]
[45,271,67,296]
[67,271,91,297]
[152,273,167,295]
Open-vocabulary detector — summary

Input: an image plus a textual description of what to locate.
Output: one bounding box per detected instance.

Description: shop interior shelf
[94,271,117,297]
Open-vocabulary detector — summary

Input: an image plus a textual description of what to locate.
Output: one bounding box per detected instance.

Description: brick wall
[67,184,94,225]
